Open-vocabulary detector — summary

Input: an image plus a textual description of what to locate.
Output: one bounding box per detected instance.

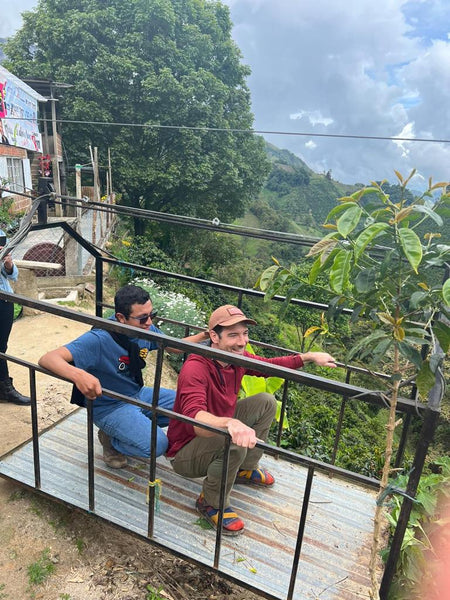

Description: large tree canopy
[4,0,269,221]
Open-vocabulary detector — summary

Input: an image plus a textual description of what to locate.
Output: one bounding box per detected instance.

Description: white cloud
[3,0,449,187]
[290,111,334,127]
[393,122,416,157]
[224,0,450,186]
[0,0,36,38]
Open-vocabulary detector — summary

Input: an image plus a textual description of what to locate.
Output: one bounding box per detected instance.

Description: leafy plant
[257,172,450,598]
[107,234,179,287]
[131,277,206,370]
[277,385,389,476]
[239,343,287,428]
[382,456,450,599]
[0,195,14,229]
[134,277,206,338]
[145,584,165,600]
[13,304,23,320]
[27,548,56,586]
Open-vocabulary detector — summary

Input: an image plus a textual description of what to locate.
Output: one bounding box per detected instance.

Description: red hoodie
[166,351,303,457]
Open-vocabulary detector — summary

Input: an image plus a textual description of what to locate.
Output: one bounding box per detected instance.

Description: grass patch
[75,538,85,555]
[27,548,56,586]
[7,489,27,502]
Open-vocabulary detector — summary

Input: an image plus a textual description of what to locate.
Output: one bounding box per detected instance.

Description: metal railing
[1,216,443,598]
[0,287,434,598]
[1,293,383,598]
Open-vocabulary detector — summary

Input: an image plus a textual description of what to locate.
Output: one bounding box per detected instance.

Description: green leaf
[398,228,423,273]
[398,341,423,369]
[346,331,389,362]
[354,268,376,294]
[266,377,285,394]
[194,517,213,530]
[258,266,292,301]
[257,265,281,292]
[404,327,429,339]
[429,352,443,374]
[443,278,450,306]
[433,320,450,353]
[306,235,338,258]
[353,186,384,201]
[354,223,389,260]
[329,250,352,294]
[336,204,362,238]
[350,303,365,323]
[409,291,428,310]
[372,338,393,357]
[308,255,323,285]
[411,204,443,227]
[275,400,289,429]
[240,375,267,397]
[403,336,429,346]
[416,489,437,517]
[325,202,358,222]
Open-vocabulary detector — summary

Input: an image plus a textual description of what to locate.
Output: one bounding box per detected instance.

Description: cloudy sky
[2,0,449,188]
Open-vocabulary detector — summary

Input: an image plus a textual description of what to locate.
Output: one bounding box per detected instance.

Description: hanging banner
[0,65,46,152]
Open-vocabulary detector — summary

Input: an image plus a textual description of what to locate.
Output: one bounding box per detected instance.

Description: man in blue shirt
[0,229,30,405]
[39,284,208,468]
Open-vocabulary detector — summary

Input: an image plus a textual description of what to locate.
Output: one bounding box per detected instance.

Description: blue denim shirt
[0,229,18,294]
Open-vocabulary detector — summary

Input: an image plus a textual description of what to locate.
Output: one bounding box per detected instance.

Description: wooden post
[75,163,83,273]
[89,146,98,245]
[50,96,62,216]
[75,164,82,200]
[107,147,113,228]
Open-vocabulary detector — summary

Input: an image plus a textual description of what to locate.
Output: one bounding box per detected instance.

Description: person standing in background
[0,228,30,405]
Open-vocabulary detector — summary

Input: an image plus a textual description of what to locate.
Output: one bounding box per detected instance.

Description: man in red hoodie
[167,304,336,536]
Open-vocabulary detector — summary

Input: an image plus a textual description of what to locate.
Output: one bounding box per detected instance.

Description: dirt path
[0,311,259,600]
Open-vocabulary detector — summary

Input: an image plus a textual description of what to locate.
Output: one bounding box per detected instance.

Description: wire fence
[2,198,116,277]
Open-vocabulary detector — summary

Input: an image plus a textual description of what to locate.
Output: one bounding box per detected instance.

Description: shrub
[383,456,450,599]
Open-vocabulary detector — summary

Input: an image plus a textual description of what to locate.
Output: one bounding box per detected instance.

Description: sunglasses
[128,309,158,324]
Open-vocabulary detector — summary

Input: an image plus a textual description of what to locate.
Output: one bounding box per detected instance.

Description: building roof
[0,65,47,103]
[21,77,73,100]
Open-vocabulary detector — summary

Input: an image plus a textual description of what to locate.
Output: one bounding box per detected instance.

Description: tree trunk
[369,345,401,599]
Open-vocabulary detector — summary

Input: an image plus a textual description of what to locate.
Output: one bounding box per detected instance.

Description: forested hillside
[239,143,449,264]
[259,142,359,235]
[233,143,361,267]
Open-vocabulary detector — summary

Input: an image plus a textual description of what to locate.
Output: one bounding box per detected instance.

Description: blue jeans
[93,386,175,458]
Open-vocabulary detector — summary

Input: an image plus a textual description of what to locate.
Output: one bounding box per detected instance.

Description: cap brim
[212,316,256,328]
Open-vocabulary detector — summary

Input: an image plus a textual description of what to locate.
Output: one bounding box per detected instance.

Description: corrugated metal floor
[0,410,377,600]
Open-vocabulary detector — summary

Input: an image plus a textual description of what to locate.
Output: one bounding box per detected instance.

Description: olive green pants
[170,392,277,508]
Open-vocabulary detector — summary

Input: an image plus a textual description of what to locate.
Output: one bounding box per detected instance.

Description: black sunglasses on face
[128,309,158,324]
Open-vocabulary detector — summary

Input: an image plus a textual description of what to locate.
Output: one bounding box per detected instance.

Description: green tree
[4,0,269,231]
[258,171,450,598]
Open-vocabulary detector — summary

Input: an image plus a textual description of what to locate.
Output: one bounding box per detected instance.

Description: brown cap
[208,305,256,330]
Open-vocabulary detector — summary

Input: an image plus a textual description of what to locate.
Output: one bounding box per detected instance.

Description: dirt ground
[0,308,260,600]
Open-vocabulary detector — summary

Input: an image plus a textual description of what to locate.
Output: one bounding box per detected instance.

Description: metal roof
[21,77,73,99]
[0,410,378,600]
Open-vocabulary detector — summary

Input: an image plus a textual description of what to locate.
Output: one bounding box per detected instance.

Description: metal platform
[0,410,377,600]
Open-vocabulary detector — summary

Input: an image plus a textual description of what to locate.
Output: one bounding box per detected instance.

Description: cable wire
[4,115,450,144]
